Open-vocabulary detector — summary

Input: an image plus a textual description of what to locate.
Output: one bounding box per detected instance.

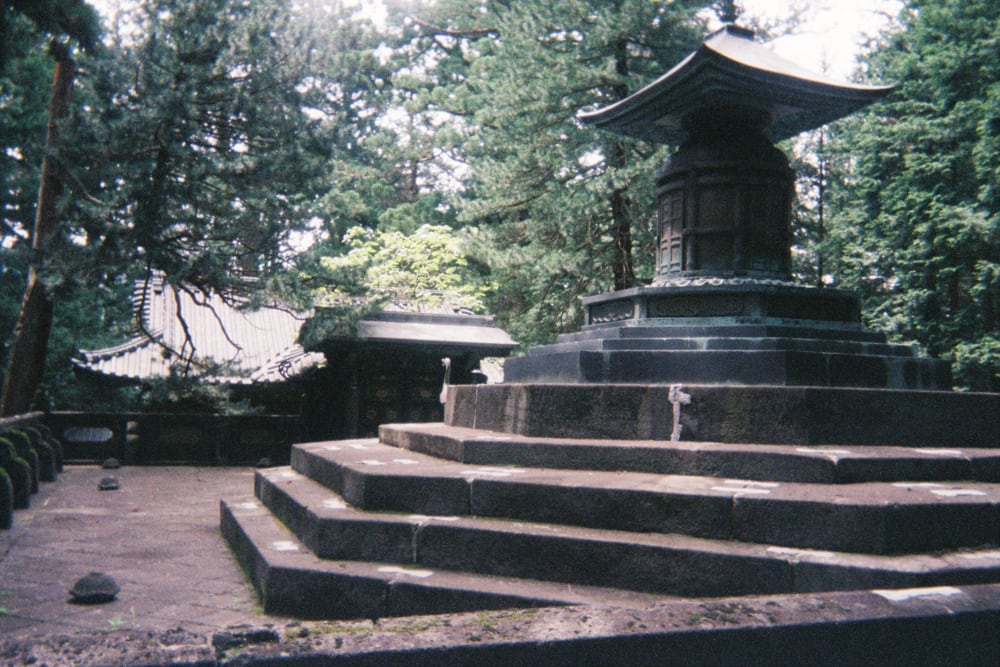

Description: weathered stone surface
[97,476,120,491]
[276,440,1000,555]
[253,467,1000,599]
[447,384,1000,447]
[221,498,667,620]
[381,423,1000,483]
[504,313,953,391]
[215,585,1000,666]
[293,441,471,515]
[226,380,1000,628]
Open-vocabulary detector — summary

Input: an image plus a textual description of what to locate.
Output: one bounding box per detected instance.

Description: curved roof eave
[579,25,893,143]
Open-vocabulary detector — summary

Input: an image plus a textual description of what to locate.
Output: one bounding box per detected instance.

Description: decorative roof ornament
[713,0,741,25]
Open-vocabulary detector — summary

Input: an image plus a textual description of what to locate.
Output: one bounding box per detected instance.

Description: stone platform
[504,319,952,390]
[222,400,1000,621]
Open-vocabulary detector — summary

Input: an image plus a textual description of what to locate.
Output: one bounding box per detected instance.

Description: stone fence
[0,411,45,432]
[41,412,304,466]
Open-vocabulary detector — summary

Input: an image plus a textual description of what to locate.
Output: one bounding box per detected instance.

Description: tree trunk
[0,57,75,417]
[610,160,634,291]
[609,39,634,291]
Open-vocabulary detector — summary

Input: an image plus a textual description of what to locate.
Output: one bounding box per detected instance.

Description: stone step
[221,496,672,620]
[380,423,1000,484]
[256,466,1000,598]
[503,348,949,389]
[290,440,1000,554]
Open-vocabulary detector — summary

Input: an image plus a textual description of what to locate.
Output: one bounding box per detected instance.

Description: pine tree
[438,0,709,345]
[0,0,100,416]
[3,0,387,410]
[72,0,334,289]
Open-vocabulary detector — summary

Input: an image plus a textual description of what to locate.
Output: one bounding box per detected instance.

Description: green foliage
[0,438,14,468]
[952,335,1000,392]
[7,0,998,407]
[318,225,486,304]
[406,0,709,345]
[301,224,487,347]
[2,0,391,410]
[19,427,55,482]
[1,0,101,59]
[64,0,333,290]
[824,0,1000,389]
[35,423,63,472]
[4,429,29,455]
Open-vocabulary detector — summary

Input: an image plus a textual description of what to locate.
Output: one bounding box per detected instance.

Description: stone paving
[0,465,288,639]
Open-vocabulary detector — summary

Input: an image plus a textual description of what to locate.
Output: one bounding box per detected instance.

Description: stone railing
[44,412,304,466]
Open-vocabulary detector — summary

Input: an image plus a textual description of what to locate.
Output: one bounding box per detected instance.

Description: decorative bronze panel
[589,299,635,324]
[647,294,748,318]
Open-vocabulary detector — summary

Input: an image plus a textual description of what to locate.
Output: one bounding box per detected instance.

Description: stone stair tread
[221,496,674,620]
[294,439,1000,507]
[257,466,1000,595]
[380,423,1000,483]
[290,440,1000,554]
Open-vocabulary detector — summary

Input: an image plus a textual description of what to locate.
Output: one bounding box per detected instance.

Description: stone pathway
[0,465,287,638]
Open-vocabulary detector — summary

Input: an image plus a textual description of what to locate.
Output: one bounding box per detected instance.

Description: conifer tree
[0,0,100,416]
[824,0,1000,390]
[3,0,386,410]
[400,0,709,345]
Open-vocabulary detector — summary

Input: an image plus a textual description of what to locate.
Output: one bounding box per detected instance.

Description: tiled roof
[74,275,517,386]
[74,272,324,385]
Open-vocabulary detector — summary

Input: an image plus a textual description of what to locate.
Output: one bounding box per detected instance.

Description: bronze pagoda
[503,22,951,390]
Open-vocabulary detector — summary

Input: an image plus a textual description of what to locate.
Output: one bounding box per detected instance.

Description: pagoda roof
[579,24,893,143]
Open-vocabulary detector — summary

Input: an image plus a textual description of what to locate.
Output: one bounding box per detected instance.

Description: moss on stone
[5,457,31,510]
[0,467,13,529]
[3,431,39,493]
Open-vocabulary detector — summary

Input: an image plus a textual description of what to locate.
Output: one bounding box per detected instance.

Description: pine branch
[410,16,498,41]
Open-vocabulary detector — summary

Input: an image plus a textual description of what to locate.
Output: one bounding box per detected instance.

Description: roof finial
[714,0,741,24]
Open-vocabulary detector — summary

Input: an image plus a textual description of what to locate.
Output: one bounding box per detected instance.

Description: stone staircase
[222,414,1000,620]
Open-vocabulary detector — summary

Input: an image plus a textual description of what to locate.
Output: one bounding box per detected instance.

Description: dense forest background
[1,0,997,414]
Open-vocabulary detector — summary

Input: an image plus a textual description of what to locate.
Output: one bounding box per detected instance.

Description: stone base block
[447,384,1000,447]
